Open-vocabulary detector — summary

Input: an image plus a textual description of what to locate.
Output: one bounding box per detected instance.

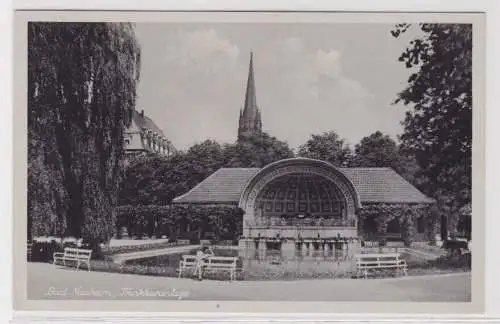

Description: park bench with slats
[355,253,407,279]
[178,255,240,281]
[27,242,32,261]
[53,247,92,271]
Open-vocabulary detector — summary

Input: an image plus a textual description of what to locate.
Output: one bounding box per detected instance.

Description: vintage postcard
[13,9,485,316]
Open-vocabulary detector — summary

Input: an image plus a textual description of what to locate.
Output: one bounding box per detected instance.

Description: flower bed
[76,248,471,281]
[104,240,191,255]
[87,259,356,281]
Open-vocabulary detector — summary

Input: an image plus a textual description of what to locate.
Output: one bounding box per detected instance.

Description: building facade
[123,109,174,159]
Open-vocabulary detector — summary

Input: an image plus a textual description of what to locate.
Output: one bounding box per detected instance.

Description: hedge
[115,204,244,243]
[29,240,107,263]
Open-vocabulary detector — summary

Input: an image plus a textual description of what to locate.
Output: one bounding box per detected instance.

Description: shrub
[116,204,244,242]
[31,241,63,263]
[442,239,468,251]
[407,253,471,270]
[31,238,108,262]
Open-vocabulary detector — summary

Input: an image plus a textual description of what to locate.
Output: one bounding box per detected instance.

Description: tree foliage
[224,132,295,168]
[352,131,402,168]
[119,133,295,205]
[297,131,352,167]
[351,131,422,185]
[119,140,226,206]
[28,23,141,243]
[116,204,244,242]
[392,24,472,210]
[186,140,226,183]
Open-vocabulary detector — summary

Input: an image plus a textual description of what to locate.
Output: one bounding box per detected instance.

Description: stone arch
[238,158,361,230]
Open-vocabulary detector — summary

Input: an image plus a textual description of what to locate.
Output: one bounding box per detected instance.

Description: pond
[124,247,423,281]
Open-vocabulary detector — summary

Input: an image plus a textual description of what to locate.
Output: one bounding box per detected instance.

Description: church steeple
[238,52,262,139]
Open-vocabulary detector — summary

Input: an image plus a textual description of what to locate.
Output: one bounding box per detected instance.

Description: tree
[28,23,141,244]
[392,24,472,211]
[186,140,226,184]
[297,131,352,167]
[119,155,172,205]
[352,131,420,185]
[391,23,472,237]
[119,134,294,206]
[119,140,226,206]
[28,129,67,238]
[352,131,400,167]
[224,132,295,168]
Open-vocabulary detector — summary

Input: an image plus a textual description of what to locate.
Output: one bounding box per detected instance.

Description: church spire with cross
[238,51,262,139]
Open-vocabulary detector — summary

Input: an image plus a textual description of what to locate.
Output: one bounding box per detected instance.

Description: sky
[134,23,421,151]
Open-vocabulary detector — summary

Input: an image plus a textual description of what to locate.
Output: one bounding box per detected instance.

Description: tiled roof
[125,110,168,154]
[173,168,261,204]
[173,167,434,205]
[132,110,165,137]
[338,168,434,204]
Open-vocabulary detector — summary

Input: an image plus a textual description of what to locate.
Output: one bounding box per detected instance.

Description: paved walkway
[111,244,200,264]
[108,238,170,247]
[28,263,471,302]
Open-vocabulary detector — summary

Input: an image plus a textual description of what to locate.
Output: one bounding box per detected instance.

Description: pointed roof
[242,52,258,119]
[131,110,165,137]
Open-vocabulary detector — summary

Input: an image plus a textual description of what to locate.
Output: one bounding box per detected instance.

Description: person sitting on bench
[203,246,215,257]
[193,247,214,280]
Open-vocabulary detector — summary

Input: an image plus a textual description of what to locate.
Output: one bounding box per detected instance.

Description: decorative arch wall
[238,158,362,238]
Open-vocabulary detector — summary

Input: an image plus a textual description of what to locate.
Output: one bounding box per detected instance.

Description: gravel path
[28,262,471,302]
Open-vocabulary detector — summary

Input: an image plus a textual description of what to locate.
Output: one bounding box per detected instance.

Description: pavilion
[173,158,436,245]
[172,54,436,246]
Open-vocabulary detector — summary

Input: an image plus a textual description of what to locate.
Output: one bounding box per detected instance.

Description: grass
[79,258,470,281]
[407,253,471,271]
[79,254,470,281]
[82,259,356,281]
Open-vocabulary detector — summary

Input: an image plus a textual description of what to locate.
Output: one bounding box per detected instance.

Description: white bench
[53,247,92,271]
[177,255,240,281]
[27,242,32,260]
[177,255,198,279]
[355,253,407,279]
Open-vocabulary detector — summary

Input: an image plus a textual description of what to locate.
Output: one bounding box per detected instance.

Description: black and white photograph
[15,10,485,313]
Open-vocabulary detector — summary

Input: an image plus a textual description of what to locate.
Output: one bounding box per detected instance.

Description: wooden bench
[27,242,32,261]
[53,247,92,271]
[355,253,407,279]
[177,255,240,281]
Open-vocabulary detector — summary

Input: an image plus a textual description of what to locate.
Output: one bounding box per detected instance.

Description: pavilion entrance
[238,158,361,242]
[248,173,355,239]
